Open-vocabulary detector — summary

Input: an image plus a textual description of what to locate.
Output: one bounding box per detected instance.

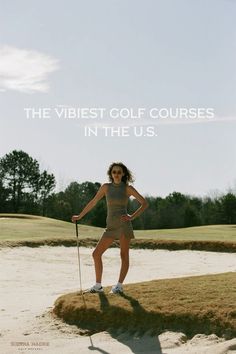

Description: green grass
[0,213,101,240]
[53,272,236,339]
[0,213,236,252]
[135,224,236,242]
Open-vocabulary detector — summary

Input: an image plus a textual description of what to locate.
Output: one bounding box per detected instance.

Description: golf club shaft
[75,221,86,306]
[76,221,82,291]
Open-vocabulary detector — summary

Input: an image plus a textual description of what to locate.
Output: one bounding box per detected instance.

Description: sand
[0,245,236,353]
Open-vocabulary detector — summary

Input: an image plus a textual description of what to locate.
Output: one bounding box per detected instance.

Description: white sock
[95,282,102,288]
[117,282,123,288]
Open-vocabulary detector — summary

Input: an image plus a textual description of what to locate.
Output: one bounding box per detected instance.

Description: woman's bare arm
[71,184,107,222]
[127,185,149,221]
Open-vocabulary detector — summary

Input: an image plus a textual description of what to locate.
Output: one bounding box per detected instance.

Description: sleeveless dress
[101,181,135,240]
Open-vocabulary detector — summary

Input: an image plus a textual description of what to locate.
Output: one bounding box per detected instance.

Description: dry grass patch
[53,272,236,339]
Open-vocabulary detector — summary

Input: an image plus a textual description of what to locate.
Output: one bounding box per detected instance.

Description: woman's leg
[118,234,131,283]
[92,236,115,283]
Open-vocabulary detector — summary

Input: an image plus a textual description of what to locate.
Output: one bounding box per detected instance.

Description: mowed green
[0,214,236,251]
[135,225,236,242]
[0,213,102,242]
[53,272,236,339]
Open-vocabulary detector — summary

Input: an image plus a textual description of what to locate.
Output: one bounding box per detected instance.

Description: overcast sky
[0,0,236,199]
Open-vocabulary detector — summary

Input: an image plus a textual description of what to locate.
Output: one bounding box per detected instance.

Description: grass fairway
[0,213,102,242]
[53,272,236,339]
[0,213,236,252]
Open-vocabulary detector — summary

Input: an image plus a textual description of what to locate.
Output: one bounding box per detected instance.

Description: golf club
[75,220,87,307]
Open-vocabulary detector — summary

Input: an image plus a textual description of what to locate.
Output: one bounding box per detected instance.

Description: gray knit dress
[101,181,135,240]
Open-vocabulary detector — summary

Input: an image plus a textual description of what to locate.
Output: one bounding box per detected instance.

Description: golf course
[1,212,236,350]
[1,213,236,252]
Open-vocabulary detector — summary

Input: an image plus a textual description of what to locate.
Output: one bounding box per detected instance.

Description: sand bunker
[0,246,236,353]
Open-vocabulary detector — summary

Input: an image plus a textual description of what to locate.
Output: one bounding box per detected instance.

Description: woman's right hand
[71,214,82,223]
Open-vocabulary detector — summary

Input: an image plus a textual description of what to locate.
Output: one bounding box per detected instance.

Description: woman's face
[111,165,124,183]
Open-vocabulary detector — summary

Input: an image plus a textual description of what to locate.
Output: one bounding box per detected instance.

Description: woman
[71,162,149,294]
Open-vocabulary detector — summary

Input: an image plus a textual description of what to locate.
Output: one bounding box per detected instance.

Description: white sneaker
[83,285,104,294]
[109,284,123,294]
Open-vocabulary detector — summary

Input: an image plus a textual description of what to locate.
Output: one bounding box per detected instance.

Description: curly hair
[107,162,135,185]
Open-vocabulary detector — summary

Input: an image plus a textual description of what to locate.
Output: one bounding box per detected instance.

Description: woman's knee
[92,249,102,259]
[93,236,114,258]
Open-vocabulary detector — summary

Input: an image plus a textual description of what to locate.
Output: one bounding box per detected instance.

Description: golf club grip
[75,220,78,238]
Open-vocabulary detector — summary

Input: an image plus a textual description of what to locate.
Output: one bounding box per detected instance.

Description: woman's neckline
[112,181,124,186]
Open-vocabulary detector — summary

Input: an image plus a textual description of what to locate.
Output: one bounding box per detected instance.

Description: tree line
[1,150,236,229]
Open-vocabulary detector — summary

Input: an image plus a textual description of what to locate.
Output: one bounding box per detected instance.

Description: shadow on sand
[85,292,163,354]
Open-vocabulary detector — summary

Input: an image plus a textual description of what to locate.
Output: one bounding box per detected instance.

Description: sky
[0,0,236,199]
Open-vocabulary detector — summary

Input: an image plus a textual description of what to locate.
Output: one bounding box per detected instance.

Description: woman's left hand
[121,214,133,222]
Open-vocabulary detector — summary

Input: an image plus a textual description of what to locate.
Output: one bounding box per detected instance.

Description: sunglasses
[112,170,122,175]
